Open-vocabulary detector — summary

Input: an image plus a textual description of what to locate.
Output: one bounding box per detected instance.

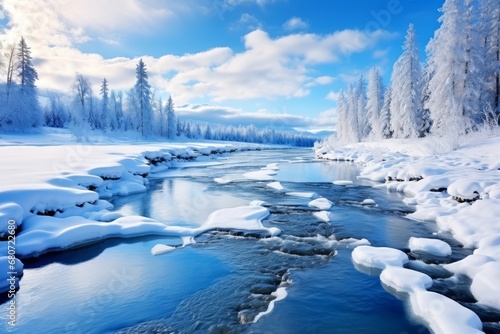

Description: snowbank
[317,135,500,321]
[409,290,483,334]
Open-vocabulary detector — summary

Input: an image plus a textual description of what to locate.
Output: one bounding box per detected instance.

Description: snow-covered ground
[315,132,500,333]
[0,129,276,293]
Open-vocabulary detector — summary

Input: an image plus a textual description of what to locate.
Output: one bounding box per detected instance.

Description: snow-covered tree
[44,92,69,128]
[108,90,119,131]
[390,24,422,138]
[166,95,176,139]
[100,78,110,131]
[72,73,93,124]
[425,0,478,135]
[367,68,385,139]
[4,43,16,99]
[335,90,349,143]
[134,59,153,137]
[204,123,212,140]
[346,84,360,143]
[355,76,368,139]
[14,37,42,130]
[380,86,392,138]
[480,0,500,122]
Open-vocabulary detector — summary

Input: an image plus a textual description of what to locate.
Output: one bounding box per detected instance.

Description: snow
[151,244,176,256]
[380,266,433,293]
[361,198,376,206]
[308,198,333,210]
[253,286,288,323]
[0,203,23,235]
[285,192,317,199]
[317,134,500,326]
[409,290,483,334]
[0,256,24,292]
[267,181,284,190]
[351,245,409,270]
[470,262,500,310]
[313,211,331,222]
[408,237,452,257]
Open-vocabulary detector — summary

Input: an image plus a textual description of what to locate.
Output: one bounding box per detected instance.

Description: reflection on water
[1,149,435,334]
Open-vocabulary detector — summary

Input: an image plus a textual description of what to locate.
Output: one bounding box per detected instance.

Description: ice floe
[285,192,317,199]
[308,198,333,210]
[333,180,353,186]
[151,244,176,256]
[267,182,284,190]
[313,211,331,222]
[352,245,409,270]
[408,237,452,257]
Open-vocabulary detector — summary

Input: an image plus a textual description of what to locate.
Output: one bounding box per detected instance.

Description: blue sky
[0,0,442,131]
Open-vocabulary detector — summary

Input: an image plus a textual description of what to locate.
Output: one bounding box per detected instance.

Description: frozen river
[4,148,473,333]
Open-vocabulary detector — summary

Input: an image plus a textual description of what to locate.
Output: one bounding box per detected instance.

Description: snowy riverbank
[315,133,500,333]
[0,129,281,293]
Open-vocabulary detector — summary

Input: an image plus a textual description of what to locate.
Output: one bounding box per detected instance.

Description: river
[3,148,465,333]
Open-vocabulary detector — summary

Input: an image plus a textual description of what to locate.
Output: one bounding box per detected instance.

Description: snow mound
[267,182,284,190]
[333,180,353,186]
[380,266,433,293]
[249,200,267,207]
[243,169,276,181]
[308,198,333,210]
[470,262,500,310]
[352,245,409,270]
[409,290,483,334]
[262,163,280,170]
[473,234,500,261]
[409,237,452,257]
[15,215,177,257]
[0,203,23,234]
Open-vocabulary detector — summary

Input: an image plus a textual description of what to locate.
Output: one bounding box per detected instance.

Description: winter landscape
[0,0,499,333]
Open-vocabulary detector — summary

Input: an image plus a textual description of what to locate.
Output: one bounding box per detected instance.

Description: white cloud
[326,91,340,102]
[231,13,262,31]
[283,17,308,31]
[1,1,394,106]
[317,108,338,127]
[176,104,315,128]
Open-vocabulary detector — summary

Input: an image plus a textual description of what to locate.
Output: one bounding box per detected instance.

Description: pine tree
[108,91,119,131]
[166,95,176,139]
[100,78,110,131]
[204,123,212,140]
[15,37,42,129]
[390,24,422,138]
[134,59,153,137]
[367,68,385,139]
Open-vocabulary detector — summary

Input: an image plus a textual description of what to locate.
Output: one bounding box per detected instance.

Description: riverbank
[314,132,500,333]
[0,128,278,293]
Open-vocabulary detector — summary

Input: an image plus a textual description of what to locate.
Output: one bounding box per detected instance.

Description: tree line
[334,0,499,145]
[0,44,317,146]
